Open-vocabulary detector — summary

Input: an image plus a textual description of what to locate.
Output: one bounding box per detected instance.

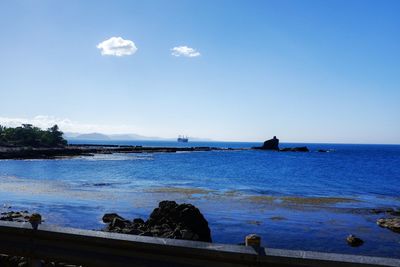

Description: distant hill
[64,132,170,141]
[64,132,212,142]
[70,133,111,140]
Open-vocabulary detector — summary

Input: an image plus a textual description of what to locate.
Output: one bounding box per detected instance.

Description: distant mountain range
[63,132,211,141]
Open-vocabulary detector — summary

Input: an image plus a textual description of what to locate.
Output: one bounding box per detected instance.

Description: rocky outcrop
[280,146,309,152]
[252,137,310,152]
[346,234,364,247]
[377,218,400,233]
[253,136,280,150]
[0,211,31,222]
[103,201,212,242]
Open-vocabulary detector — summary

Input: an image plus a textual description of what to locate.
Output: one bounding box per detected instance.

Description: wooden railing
[0,220,399,267]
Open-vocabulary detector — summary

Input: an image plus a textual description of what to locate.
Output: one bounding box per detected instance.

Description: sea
[0,140,399,258]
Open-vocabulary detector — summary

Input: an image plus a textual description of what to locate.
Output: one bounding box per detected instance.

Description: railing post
[29,214,43,267]
[245,234,265,255]
[245,234,261,248]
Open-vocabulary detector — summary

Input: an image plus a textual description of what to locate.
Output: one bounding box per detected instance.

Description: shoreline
[0,145,238,160]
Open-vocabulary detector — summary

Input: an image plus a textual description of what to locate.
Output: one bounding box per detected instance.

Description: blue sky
[0,0,399,143]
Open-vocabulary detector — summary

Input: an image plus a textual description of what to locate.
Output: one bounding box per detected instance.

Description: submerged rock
[377,218,400,233]
[102,201,212,242]
[346,234,364,247]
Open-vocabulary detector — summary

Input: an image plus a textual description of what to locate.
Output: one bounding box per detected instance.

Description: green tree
[0,124,67,147]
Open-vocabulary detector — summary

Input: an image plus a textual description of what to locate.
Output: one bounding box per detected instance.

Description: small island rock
[346,234,364,247]
[253,136,280,150]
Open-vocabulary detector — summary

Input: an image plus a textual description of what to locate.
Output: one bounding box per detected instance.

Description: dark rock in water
[102,201,212,242]
[253,136,279,150]
[294,146,309,152]
[377,218,400,233]
[149,200,211,242]
[92,183,113,187]
[280,146,310,152]
[102,213,125,223]
[317,149,328,153]
[262,136,280,150]
[346,234,364,247]
[0,211,32,223]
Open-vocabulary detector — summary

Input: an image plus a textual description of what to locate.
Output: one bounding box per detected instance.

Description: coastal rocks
[280,146,309,152]
[261,136,280,150]
[102,200,212,242]
[252,136,310,152]
[377,218,400,233]
[346,234,364,247]
[0,211,31,222]
[102,213,126,223]
[253,136,279,150]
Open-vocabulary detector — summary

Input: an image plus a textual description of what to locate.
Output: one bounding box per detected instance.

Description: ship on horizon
[177,135,189,142]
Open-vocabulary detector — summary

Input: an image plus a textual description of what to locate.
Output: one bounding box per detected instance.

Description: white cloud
[0,116,142,135]
[171,46,200,57]
[97,37,137,57]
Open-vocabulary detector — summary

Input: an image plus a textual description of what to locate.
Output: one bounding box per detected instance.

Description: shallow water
[0,141,399,257]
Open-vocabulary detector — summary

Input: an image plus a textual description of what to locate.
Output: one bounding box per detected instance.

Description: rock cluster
[103,200,212,242]
[253,136,280,150]
[261,136,280,150]
[252,136,310,152]
[377,218,400,233]
[0,211,31,222]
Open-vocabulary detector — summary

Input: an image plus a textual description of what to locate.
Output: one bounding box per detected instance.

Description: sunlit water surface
[0,141,399,257]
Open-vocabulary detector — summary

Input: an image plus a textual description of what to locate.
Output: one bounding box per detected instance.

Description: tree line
[0,124,67,147]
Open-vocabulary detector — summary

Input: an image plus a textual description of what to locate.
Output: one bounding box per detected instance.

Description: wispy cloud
[0,116,141,134]
[97,37,137,57]
[171,46,200,57]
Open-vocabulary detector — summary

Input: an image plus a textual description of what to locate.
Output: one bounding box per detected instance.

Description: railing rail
[0,221,398,267]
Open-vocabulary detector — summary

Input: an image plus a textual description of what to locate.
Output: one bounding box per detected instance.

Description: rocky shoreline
[0,145,231,160]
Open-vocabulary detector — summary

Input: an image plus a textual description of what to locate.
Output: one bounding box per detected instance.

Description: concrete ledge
[0,221,398,267]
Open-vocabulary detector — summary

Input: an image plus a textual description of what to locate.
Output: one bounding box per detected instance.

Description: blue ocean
[0,141,399,257]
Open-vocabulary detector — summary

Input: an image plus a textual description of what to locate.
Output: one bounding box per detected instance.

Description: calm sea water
[0,141,399,257]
